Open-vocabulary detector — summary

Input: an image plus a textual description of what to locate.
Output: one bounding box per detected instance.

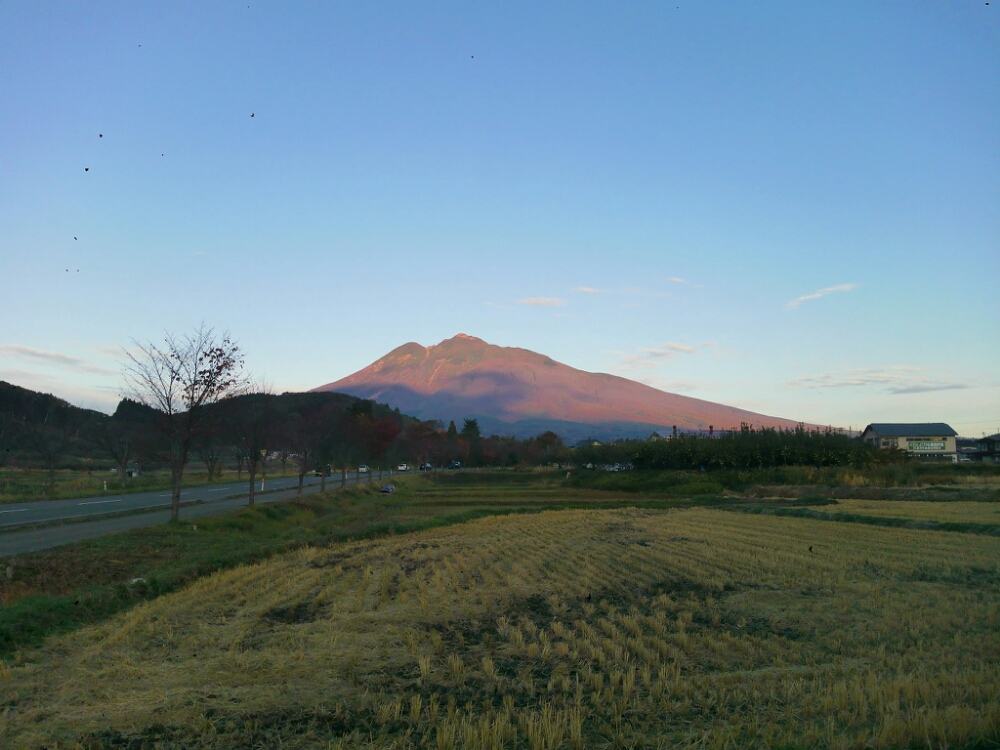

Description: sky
[1,1,998,436]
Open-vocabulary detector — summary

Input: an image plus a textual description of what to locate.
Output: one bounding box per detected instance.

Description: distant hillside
[0,380,106,427]
[312,334,810,441]
[0,380,415,467]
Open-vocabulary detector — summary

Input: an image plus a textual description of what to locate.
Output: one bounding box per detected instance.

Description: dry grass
[2,508,998,749]
[813,500,1000,524]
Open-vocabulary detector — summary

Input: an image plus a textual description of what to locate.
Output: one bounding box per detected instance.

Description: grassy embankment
[2,468,999,747]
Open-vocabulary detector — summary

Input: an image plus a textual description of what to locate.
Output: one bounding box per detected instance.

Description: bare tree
[0,412,17,495]
[122,326,246,521]
[93,415,145,487]
[20,404,79,496]
[195,430,224,482]
[228,380,276,507]
[233,444,246,480]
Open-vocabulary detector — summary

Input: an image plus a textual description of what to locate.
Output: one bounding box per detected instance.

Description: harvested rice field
[2,507,998,749]
[811,499,1000,525]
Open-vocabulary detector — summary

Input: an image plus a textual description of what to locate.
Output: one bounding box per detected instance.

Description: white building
[861,423,958,461]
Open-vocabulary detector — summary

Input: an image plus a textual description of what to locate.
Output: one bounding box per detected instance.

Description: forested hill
[0,381,106,426]
[0,380,419,469]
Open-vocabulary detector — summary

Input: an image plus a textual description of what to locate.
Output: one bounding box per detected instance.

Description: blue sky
[1,2,997,435]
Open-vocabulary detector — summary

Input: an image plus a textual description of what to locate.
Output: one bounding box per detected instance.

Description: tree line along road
[0,470,405,557]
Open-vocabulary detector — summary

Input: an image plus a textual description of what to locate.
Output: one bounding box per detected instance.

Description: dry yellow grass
[1,508,998,749]
[813,499,1000,524]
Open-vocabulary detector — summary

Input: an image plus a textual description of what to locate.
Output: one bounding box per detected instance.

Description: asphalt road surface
[0,470,406,557]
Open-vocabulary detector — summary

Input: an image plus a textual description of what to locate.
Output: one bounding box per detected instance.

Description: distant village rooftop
[862,423,957,438]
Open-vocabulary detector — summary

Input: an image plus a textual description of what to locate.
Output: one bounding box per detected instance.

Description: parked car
[358,465,369,474]
[419,463,433,472]
[449,461,461,469]
[380,483,395,494]
[397,463,409,472]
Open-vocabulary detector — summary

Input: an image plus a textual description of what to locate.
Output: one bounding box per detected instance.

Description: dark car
[380,483,395,494]
[419,462,433,472]
[449,461,461,469]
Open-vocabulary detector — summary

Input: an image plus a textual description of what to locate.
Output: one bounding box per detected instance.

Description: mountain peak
[441,333,488,347]
[313,335,807,438]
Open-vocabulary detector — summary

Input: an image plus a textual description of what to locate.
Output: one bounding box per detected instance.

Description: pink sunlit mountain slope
[312,334,810,440]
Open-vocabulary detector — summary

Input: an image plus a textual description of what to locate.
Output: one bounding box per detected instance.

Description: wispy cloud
[635,376,708,394]
[788,367,969,396]
[517,297,567,307]
[787,283,859,309]
[574,287,605,294]
[889,384,969,395]
[0,344,116,375]
[612,341,703,373]
[643,342,700,357]
[664,276,706,289]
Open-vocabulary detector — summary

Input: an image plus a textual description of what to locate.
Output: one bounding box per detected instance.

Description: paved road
[0,475,322,529]
[0,470,408,557]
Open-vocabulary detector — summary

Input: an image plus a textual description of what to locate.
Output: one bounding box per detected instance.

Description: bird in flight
[85,168,89,172]
[74,237,77,240]
[251,113,255,117]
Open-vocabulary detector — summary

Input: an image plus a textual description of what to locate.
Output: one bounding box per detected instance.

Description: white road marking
[0,508,28,514]
[207,488,226,492]
[78,499,125,506]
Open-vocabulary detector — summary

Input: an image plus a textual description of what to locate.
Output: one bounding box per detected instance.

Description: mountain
[312,335,811,441]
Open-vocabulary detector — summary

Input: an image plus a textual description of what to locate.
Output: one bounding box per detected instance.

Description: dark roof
[862,423,957,437]
[981,433,1000,442]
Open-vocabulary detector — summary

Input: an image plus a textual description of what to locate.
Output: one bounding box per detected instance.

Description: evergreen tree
[447,420,458,440]
[461,419,481,440]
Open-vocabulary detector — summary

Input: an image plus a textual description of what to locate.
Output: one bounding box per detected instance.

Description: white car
[358,465,369,474]
[397,463,409,472]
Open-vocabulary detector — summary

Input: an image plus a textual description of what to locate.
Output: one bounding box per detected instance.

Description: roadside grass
[3,507,998,749]
[0,467,304,505]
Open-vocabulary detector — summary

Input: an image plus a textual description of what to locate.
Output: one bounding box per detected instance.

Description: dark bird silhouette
[84,168,89,172]
[809,545,813,553]
[586,593,592,601]
[99,134,103,138]
[74,237,77,240]
[251,113,255,117]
